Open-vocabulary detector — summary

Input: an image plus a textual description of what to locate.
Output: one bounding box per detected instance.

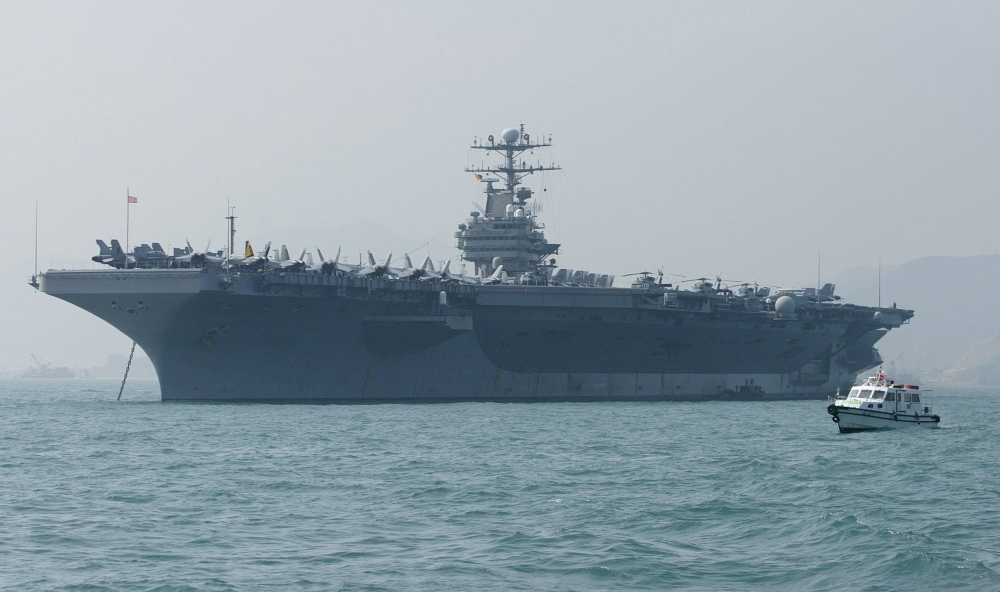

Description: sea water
[1,378,998,591]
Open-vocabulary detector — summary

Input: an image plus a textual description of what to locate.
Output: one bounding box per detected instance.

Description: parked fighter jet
[440,260,479,284]
[315,247,359,275]
[92,239,129,268]
[359,251,394,278]
[275,246,309,272]
[480,265,505,285]
[132,243,168,268]
[173,239,225,267]
[394,254,442,281]
[232,241,273,269]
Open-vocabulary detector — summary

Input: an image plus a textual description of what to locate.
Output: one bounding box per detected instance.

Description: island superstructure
[36,125,912,402]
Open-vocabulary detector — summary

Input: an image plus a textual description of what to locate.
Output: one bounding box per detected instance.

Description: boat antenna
[878,258,881,309]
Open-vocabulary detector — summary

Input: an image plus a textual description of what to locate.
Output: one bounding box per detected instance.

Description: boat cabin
[838,377,932,416]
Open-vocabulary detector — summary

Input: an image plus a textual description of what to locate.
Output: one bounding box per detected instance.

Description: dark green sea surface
[1,378,997,591]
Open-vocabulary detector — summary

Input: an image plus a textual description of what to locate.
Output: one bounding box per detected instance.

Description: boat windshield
[858,389,872,399]
[848,388,861,398]
[872,390,885,400]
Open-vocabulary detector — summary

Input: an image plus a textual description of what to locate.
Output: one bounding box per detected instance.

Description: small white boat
[827,372,940,433]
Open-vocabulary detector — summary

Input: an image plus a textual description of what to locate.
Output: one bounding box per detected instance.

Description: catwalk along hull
[41,269,902,403]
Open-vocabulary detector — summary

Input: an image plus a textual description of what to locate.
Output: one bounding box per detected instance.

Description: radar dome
[774,295,796,315]
[874,311,883,322]
[501,128,520,143]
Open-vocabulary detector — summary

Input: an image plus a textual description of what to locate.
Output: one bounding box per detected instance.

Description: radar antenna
[466,123,560,200]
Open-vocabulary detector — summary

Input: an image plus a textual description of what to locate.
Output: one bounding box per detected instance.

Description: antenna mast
[226,201,237,268]
[466,124,560,201]
[126,187,130,268]
[31,201,38,289]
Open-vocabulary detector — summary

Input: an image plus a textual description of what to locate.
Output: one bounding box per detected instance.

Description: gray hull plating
[41,269,895,403]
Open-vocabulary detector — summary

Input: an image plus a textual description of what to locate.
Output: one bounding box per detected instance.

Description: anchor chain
[117,341,136,401]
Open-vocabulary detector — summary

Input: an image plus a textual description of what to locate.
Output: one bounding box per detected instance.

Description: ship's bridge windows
[886,392,897,401]
[849,388,861,398]
[859,389,873,399]
[872,390,885,400]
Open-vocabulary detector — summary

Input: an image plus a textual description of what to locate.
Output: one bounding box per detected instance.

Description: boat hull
[40,269,897,403]
[828,405,941,433]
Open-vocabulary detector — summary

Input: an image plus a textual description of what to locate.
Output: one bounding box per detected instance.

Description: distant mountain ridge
[938,335,1000,385]
[828,254,1000,384]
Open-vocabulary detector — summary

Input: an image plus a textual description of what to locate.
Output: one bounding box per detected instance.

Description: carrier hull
[41,269,900,403]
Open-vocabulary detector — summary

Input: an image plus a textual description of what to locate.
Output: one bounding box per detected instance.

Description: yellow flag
[245,241,254,257]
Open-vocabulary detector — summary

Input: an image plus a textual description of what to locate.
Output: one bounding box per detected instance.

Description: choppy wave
[1,379,999,590]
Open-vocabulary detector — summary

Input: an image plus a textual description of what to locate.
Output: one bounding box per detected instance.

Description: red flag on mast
[128,195,138,203]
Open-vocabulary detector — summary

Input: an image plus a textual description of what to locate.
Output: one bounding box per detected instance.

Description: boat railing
[922,389,934,413]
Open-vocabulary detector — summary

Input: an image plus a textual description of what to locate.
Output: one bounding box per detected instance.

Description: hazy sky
[2,1,999,368]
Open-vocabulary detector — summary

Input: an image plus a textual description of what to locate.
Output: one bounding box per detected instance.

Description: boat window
[904,393,911,402]
[849,388,861,398]
[873,390,885,400]
[886,392,896,401]
[859,389,872,399]
[911,393,920,403]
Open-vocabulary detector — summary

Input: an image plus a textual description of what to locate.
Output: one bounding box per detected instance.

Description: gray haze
[2,1,999,369]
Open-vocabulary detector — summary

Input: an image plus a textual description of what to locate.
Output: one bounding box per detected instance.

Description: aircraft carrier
[35,125,912,402]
